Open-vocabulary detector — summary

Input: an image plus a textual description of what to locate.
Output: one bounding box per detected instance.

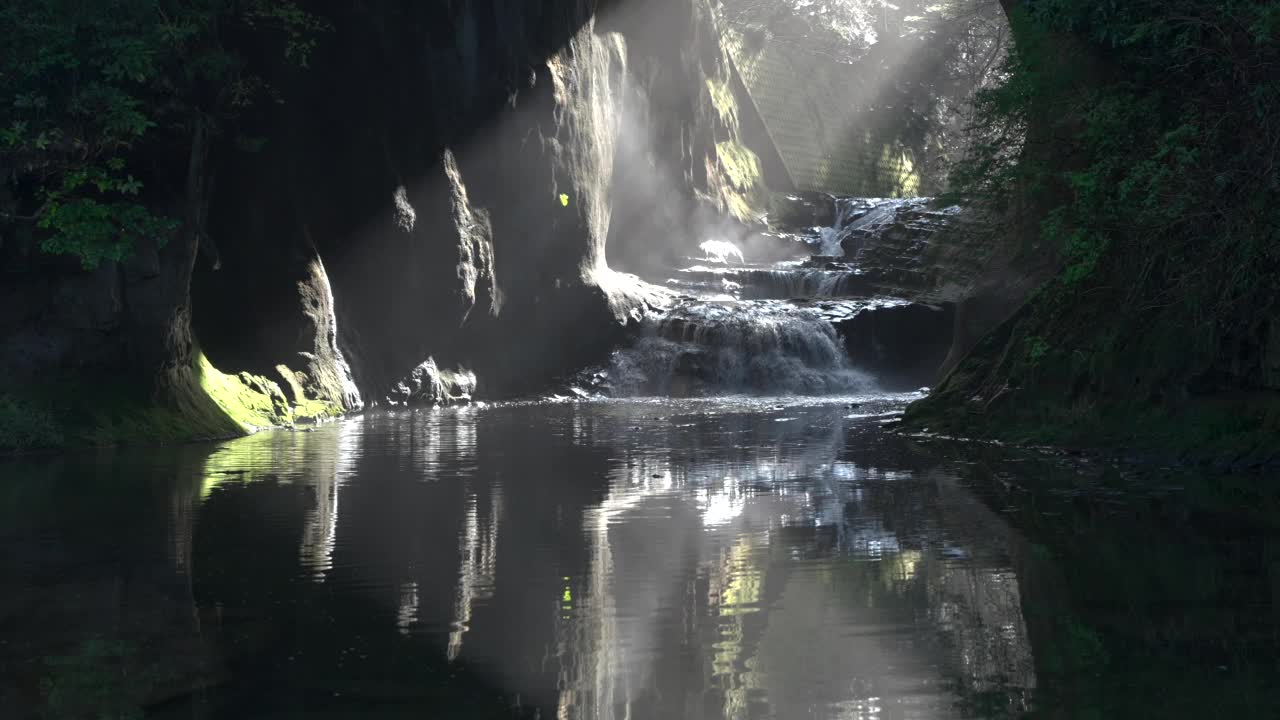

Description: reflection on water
[198,417,364,580]
[2,397,1277,719]
[448,481,501,659]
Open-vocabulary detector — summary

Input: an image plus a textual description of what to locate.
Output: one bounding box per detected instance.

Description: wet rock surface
[834,301,956,390]
[767,191,837,230]
[386,358,477,407]
[571,196,993,396]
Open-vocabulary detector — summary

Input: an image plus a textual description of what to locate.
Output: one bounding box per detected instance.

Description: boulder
[387,358,477,407]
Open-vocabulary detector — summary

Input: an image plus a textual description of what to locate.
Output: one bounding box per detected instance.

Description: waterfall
[818,198,861,256]
[817,198,913,257]
[600,301,871,396]
[570,195,950,398]
[737,268,866,299]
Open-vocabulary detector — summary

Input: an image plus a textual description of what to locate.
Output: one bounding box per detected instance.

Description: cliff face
[196,2,635,405]
[0,0,768,442]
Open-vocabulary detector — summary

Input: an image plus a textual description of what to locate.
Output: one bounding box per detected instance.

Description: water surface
[3,397,1277,718]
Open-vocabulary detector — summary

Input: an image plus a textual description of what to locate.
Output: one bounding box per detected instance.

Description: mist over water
[698,239,747,265]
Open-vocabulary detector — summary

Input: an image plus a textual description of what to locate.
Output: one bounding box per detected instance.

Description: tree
[0,0,326,268]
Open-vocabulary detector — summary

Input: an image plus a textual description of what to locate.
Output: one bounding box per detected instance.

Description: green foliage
[1024,335,1050,363]
[983,0,1279,292]
[935,0,1280,448]
[38,199,178,268]
[0,394,64,451]
[0,1,328,268]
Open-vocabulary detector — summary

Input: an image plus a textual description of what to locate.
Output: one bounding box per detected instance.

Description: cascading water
[577,197,939,398]
[737,266,867,299]
[601,301,872,396]
[817,198,860,256]
[818,197,914,256]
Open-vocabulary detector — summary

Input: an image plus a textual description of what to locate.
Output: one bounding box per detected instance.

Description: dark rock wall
[836,303,955,391]
[603,0,767,274]
[3,0,763,409]
[195,0,614,405]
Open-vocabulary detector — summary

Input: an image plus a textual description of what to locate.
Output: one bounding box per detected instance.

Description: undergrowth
[913,0,1280,457]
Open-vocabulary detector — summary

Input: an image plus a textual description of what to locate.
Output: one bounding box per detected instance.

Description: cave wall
[194,0,767,405]
[603,0,773,274]
[2,0,767,418]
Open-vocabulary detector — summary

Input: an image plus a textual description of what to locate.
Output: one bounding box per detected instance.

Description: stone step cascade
[572,197,968,396]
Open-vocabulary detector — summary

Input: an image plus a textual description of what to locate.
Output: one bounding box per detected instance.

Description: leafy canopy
[943,0,1280,417]
[0,0,327,267]
[957,0,1280,314]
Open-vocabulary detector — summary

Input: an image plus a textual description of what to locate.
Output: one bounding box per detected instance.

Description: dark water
[3,397,1278,719]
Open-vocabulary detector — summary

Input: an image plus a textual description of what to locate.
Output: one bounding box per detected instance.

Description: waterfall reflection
[172,400,1035,718]
[9,401,1271,718]
[448,482,502,659]
[530,402,1035,719]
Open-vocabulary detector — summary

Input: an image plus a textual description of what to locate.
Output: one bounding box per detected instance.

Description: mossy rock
[0,350,342,453]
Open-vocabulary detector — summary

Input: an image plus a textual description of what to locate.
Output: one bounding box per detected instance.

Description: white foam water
[603,300,873,397]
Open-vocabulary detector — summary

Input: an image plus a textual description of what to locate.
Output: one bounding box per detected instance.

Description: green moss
[154,350,341,440]
[274,363,308,404]
[703,68,771,220]
[0,350,341,453]
[876,143,922,197]
[716,140,761,190]
[714,140,768,221]
[705,77,740,131]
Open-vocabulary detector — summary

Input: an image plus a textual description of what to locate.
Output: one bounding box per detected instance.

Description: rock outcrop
[833,302,955,391]
[0,0,774,444]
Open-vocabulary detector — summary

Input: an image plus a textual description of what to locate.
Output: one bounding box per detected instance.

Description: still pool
[3,396,1277,718]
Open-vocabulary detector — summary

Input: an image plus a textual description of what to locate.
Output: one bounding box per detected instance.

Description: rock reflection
[6,400,1272,719]
[12,400,1033,718]
[197,417,364,580]
[448,483,502,659]
[923,474,1036,710]
[1,450,220,717]
[534,403,1035,719]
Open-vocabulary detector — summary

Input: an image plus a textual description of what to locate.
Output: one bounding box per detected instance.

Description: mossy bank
[0,351,340,454]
